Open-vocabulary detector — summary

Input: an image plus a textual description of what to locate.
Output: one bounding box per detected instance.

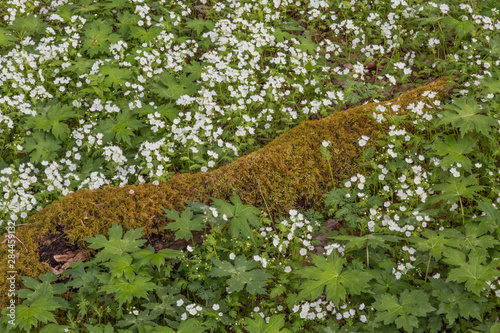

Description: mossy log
[0,77,451,307]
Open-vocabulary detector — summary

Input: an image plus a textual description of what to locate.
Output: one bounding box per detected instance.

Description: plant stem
[424,255,431,282]
[459,197,465,225]
[326,159,335,188]
[366,246,369,269]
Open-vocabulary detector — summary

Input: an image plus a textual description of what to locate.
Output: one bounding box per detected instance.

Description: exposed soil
[39,226,79,269]
[37,226,208,275]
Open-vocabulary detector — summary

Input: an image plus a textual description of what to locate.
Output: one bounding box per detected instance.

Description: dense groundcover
[0,0,499,332]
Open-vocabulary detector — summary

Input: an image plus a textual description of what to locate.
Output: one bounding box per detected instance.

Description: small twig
[2,233,29,253]
[251,170,274,224]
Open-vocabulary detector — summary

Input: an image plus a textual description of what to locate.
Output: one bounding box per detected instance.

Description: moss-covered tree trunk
[0,77,451,307]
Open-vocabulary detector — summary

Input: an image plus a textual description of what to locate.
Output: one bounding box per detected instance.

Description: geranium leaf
[243,314,290,333]
[130,26,164,43]
[23,131,62,164]
[9,14,48,36]
[476,201,500,237]
[0,28,18,46]
[444,250,500,295]
[438,97,496,138]
[297,253,372,303]
[373,290,435,332]
[95,109,144,146]
[211,195,262,242]
[133,247,181,270]
[150,72,199,101]
[443,17,476,40]
[210,255,272,295]
[409,229,455,261]
[185,18,215,36]
[84,224,146,262]
[27,100,77,140]
[163,207,205,241]
[296,32,318,55]
[177,319,206,333]
[82,20,121,57]
[15,299,59,331]
[100,275,157,307]
[430,279,483,324]
[431,135,476,173]
[100,65,133,89]
[430,174,484,205]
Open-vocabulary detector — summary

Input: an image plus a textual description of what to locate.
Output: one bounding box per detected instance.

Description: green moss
[0,77,451,308]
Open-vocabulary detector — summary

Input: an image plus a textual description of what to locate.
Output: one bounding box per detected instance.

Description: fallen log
[0,77,451,307]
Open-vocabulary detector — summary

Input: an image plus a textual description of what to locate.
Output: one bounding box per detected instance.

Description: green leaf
[269,284,286,299]
[416,16,443,26]
[296,32,318,55]
[101,0,129,11]
[431,135,477,173]
[177,319,206,333]
[163,207,205,241]
[444,250,500,295]
[17,272,68,305]
[211,195,262,242]
[430,279,483,324]
[150,72,200,101]
[373,290,435,332]
[71,58,95,75]
[142,325,176,333]
[133,247,181,270]
[184,61,204,81]
[481,69,500,96]
[27,100,77,140]
[461,222,500,251]
[84,224,146,262]
[82,20,121,57]
[369,259,411,296]
[95,109,145,146]
[100,65,133,89]
[487,34,500,57]
[243,314,290,333]
[74,0,103,14]
[0,28,18,46]
[84,323,115,333]
[409,229,455,261]
[116,11,140,35]
[142,285,178,316]
[438,98,496,138]
[185,18,215,36]
[39,323,71,333]
[443,17,476,40]
[9,14,48,36]
[100,275,158,307]
[273,27,296,43]
[430,174,484,205]
[103,254,136,280]
[156,103,181,121]
[130,26,164,43]
[23,131,62,164]
[210,255,273,295]
[333,233,402,252]
[15,298,59,332]
[297,253,372,303]
[476,201,500,237]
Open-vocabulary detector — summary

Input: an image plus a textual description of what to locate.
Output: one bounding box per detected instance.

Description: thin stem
[459,197,465,225]
[366,246,369,269]
[326,159,335,188]
[211,231,219,259]
[424,255,431,282]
